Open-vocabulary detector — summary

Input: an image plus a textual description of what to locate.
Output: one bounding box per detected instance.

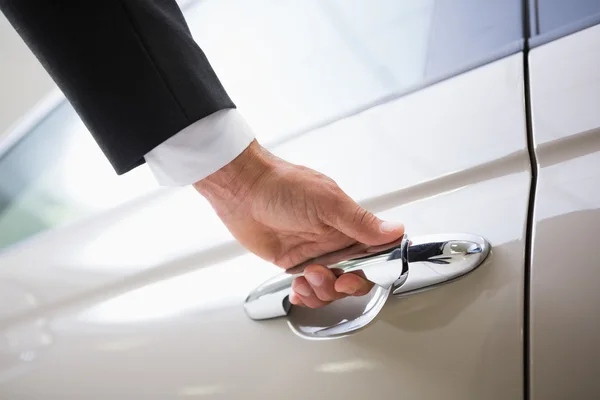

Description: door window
[530,0,600,45]
[536,0,600,34]
[185,0,524,142]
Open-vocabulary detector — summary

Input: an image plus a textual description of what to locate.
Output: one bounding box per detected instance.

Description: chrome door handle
[245,233,490,331]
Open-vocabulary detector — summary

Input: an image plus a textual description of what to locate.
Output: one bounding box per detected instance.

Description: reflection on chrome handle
[394,233,490,296]
[244,235,409,321]
[244,233,490,325]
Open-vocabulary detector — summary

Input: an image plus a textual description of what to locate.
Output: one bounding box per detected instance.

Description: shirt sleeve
[144,109,255,186]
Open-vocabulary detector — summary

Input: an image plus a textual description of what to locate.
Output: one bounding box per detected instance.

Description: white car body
[0,1,598,399]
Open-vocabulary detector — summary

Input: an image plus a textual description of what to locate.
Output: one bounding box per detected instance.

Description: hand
[194,140,404,308]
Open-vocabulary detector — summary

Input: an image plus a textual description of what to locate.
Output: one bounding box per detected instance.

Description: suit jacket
[0,0,234,174]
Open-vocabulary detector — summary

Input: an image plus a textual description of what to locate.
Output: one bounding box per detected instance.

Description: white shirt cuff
[144,109,255,186]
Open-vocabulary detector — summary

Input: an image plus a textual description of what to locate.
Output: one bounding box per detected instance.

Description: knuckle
[353,206,374,226]
[315,291,334,302]
[318,181,344,204]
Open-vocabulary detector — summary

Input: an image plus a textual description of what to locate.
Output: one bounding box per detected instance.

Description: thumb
[328,198,405,245]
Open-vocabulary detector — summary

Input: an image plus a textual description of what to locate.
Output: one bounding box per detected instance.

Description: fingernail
[295,284,312,297]
[305,272,324,287]
[380,221,404,233]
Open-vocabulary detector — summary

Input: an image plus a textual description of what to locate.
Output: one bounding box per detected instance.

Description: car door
[0,1,531,399]
[527,2,600,399]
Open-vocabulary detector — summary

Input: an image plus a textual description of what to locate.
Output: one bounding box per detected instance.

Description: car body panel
[528,23,600,400]
[0,54,529,399]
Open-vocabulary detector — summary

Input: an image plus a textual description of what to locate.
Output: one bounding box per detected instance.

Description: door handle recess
[244,233,490,338]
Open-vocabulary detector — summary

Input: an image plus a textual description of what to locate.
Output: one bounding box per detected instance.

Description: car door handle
[244,233,490,338]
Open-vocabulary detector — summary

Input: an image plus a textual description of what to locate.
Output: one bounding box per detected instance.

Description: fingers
[290,265,375,309]
[304,265,345,302]
[289,292,305,307]
[324,193,405,246]
[291,276,330,308]
[335,272,374,296]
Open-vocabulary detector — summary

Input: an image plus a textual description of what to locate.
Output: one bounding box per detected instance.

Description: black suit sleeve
[0,0,235,174]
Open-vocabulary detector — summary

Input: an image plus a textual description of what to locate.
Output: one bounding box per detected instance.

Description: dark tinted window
[536,0,600,35]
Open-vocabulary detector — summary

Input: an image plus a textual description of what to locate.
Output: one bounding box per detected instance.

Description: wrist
[193,140,274,206]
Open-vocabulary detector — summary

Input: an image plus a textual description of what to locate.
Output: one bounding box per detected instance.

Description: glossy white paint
[0,54,530,399]
[529,24,600,400]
